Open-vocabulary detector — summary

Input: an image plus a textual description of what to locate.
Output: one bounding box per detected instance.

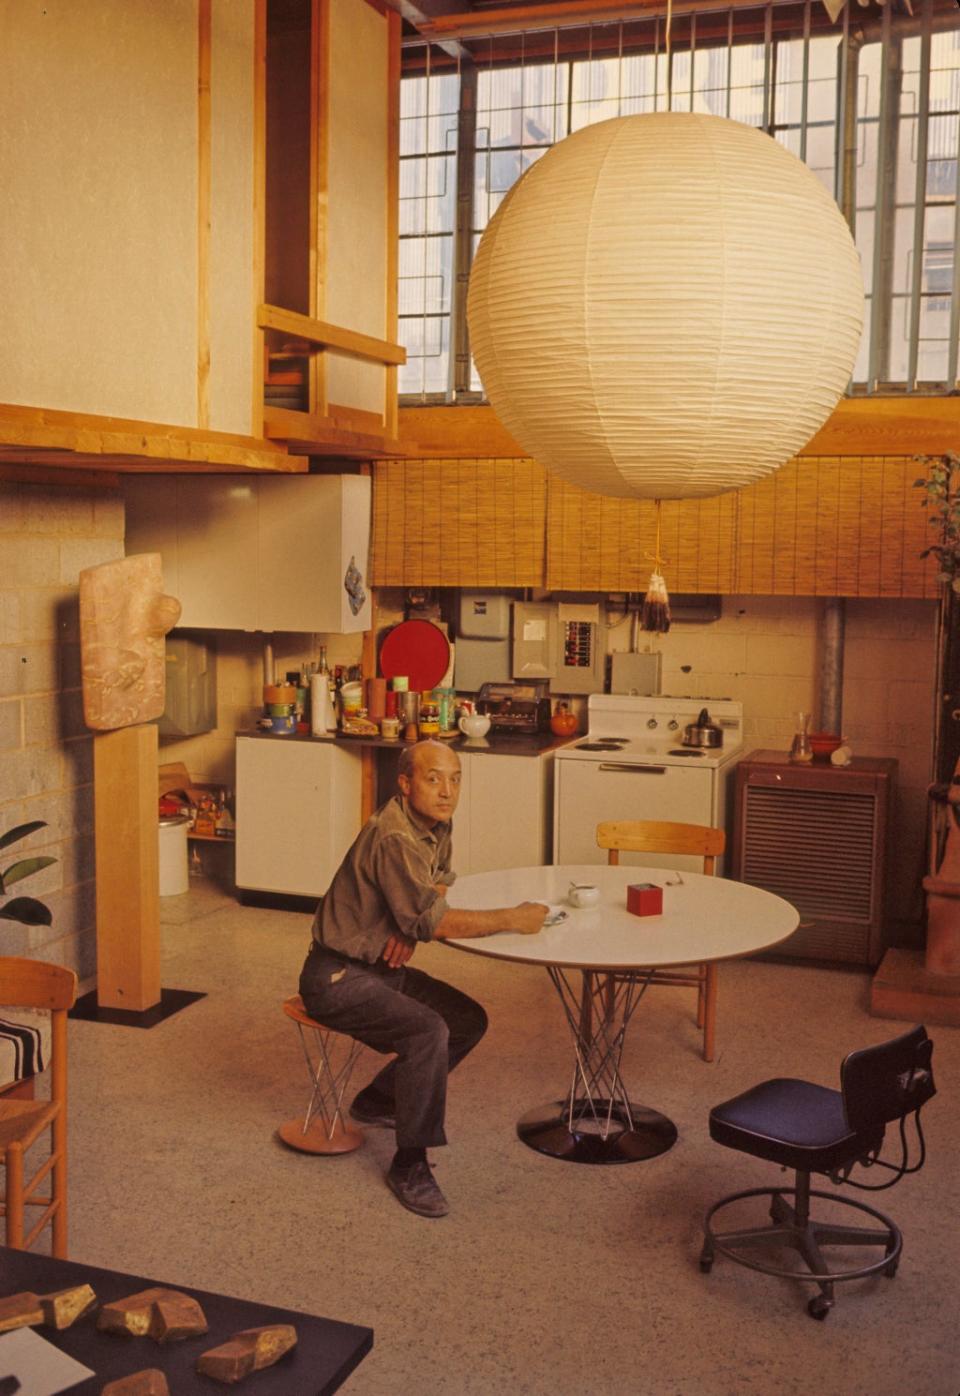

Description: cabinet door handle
[598,763,667,774]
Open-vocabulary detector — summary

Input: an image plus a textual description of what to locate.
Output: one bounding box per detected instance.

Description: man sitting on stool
[299,738,547,1219]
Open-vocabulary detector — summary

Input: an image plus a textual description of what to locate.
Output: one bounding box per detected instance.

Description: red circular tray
[379,620,451,694]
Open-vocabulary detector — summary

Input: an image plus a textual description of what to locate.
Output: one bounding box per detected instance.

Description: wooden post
[93,725,161,1011]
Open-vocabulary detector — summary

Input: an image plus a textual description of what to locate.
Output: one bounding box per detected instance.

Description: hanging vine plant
[916,452,960,593]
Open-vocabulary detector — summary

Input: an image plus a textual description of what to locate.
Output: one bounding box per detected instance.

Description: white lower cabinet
[453,751,555,876]
[236,737,362,898]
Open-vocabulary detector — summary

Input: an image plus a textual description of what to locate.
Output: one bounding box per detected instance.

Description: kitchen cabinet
[454,749,555,876]
[123,474,371,633]
[235,736,363,898]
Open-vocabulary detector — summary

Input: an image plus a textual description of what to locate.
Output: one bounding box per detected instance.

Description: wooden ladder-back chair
[0,957,77,1257]
[596,820,726,1062]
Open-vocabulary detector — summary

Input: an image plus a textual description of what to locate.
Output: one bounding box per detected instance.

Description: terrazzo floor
[66,874,960,1396]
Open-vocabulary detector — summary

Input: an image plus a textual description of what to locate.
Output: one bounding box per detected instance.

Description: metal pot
[682,707,723,748]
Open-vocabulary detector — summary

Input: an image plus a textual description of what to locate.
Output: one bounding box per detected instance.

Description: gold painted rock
[101,1370,170,1396]
[0,1291,43,1332]
[97,1287,207,1342]
[39,1284,98,1330]
[196,1324,298,1383]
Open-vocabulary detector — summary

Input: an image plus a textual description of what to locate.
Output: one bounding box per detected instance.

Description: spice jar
[419,700,440,738]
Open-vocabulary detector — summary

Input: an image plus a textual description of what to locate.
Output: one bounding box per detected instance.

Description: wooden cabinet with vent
[731,751,897,967]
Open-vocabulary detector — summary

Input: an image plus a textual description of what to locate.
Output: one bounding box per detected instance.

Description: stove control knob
[668,719,679,731]
[646,717,658,729]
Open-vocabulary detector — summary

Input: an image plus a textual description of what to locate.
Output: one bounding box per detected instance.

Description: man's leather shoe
[386,1160,449,1219]
[349,1095,396,1129]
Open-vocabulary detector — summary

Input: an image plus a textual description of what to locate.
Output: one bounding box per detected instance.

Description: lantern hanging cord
[642,501,671,634]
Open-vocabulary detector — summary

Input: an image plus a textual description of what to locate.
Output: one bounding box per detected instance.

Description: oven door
[554,757,716,872]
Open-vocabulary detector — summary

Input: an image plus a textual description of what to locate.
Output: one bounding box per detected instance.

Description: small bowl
[809,732,843,761]
[568,883,601,909]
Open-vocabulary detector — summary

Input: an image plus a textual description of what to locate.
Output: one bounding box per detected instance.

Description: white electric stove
[553,695,744,872]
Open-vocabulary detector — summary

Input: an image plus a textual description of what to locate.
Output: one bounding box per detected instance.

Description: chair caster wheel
[807,1295,832,1320]
[699,1246,713,1273]
[884,1259,899,1279]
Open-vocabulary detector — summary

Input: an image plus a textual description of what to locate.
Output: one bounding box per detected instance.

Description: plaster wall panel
[325,0,389,415]
[209,0,256,435]
[0,0,198,424]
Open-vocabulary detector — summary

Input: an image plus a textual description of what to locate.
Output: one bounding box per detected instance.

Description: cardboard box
[627,883,663,917]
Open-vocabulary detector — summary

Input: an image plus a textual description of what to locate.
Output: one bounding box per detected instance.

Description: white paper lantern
[467,113,864,500]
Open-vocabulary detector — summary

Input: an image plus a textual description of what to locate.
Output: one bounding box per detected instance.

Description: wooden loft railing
[257,303,408,460]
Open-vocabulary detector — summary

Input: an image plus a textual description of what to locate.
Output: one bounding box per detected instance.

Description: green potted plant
[916,451,960,591]
[0,821,57,927]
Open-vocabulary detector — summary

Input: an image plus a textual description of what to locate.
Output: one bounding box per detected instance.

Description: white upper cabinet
[123,473,371,634]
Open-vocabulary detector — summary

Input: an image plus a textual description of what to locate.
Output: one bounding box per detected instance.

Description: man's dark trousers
[299,941,488,1149]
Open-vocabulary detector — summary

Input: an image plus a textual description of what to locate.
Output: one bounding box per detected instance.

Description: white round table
[445,865,799,1165]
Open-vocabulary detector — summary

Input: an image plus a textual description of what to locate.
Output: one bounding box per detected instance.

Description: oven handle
[598,763,667,774]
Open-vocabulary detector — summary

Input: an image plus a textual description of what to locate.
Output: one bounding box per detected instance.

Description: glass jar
[790,711,813,763]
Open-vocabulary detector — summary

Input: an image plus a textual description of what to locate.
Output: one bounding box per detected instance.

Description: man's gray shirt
[311,794,457,963]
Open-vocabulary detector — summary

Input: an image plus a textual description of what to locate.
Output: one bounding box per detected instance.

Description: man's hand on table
[381,933,417,969]
[514,902,549,935]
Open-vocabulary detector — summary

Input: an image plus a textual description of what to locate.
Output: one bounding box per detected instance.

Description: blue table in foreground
[0,1246,372,1394]
[446,865,799,1165]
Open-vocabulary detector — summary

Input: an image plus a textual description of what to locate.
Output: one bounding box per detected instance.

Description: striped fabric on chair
[0,1011,49,1085]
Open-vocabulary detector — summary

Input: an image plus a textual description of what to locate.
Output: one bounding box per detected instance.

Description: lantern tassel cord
[641,502,671,633]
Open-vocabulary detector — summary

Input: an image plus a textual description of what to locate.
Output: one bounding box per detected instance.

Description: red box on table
[627,883,663,917]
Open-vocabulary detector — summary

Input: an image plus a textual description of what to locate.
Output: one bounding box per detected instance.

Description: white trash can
[158,814,190,896]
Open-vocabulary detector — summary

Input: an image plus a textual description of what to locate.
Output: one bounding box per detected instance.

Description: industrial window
[399,0,960,403]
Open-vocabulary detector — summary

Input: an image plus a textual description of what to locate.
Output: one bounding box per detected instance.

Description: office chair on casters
[700,1025,936,1320]
[596,820,726,1061]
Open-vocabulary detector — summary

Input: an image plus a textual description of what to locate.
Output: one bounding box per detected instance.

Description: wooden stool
[277,995,365,1155]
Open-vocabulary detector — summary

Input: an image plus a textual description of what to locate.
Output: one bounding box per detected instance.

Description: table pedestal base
[518,1097,678,1165]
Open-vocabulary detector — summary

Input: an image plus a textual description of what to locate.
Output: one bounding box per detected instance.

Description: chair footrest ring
[701,1185,902,1286]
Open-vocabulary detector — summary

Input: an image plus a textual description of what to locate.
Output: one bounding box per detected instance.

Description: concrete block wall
[0,479,124,985]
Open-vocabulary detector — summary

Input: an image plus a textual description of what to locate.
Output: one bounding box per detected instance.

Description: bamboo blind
[372,454,941,598]
[371,457,547,586]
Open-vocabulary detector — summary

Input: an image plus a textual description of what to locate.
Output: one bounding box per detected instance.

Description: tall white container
[311,672,338,734]
[158,815,190,896]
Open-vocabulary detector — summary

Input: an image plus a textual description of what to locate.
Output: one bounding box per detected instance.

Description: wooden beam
[398,398,960,462]
[251,0,267,439]
[385,7,402,439]
[0,462,121,488]
[0,403,307,473]
[94,725,161,1012]
[262,406,407,457]
[197,0,212,430]
[258,303,407,367]
[312,0,331,417]
[414,0,800,42]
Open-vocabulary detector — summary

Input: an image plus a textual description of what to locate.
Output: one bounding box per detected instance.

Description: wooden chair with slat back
[0,958,77,1257]
[596,821,726,1062]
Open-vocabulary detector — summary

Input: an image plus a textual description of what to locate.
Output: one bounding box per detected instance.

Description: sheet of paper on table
[0,1327,94,1396]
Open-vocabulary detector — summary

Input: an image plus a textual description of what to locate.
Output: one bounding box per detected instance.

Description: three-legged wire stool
[277,995,366,1155]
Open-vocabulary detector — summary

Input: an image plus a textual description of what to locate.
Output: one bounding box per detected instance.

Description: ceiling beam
[412,0,802,42]
[379,0,473,58]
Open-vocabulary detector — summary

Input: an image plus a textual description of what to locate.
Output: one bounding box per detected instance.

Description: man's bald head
[397,739,462,824]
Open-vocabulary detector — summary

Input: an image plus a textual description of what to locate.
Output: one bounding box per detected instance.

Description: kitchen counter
[237,728,576,757]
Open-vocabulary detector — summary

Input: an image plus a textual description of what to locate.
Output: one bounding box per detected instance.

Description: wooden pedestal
[870,947,960,1028]
[93,725,161,1012]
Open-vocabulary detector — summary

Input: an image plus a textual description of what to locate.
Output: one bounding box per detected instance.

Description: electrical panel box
[611,652,662,695]
[512,601,607,695]
[459,592,511,640]
[158,635,217,738]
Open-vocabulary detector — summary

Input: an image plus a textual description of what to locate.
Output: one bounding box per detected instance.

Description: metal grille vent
[741,787,877,922]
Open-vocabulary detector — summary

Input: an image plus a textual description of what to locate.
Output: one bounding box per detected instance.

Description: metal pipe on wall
[819,598,846,734]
